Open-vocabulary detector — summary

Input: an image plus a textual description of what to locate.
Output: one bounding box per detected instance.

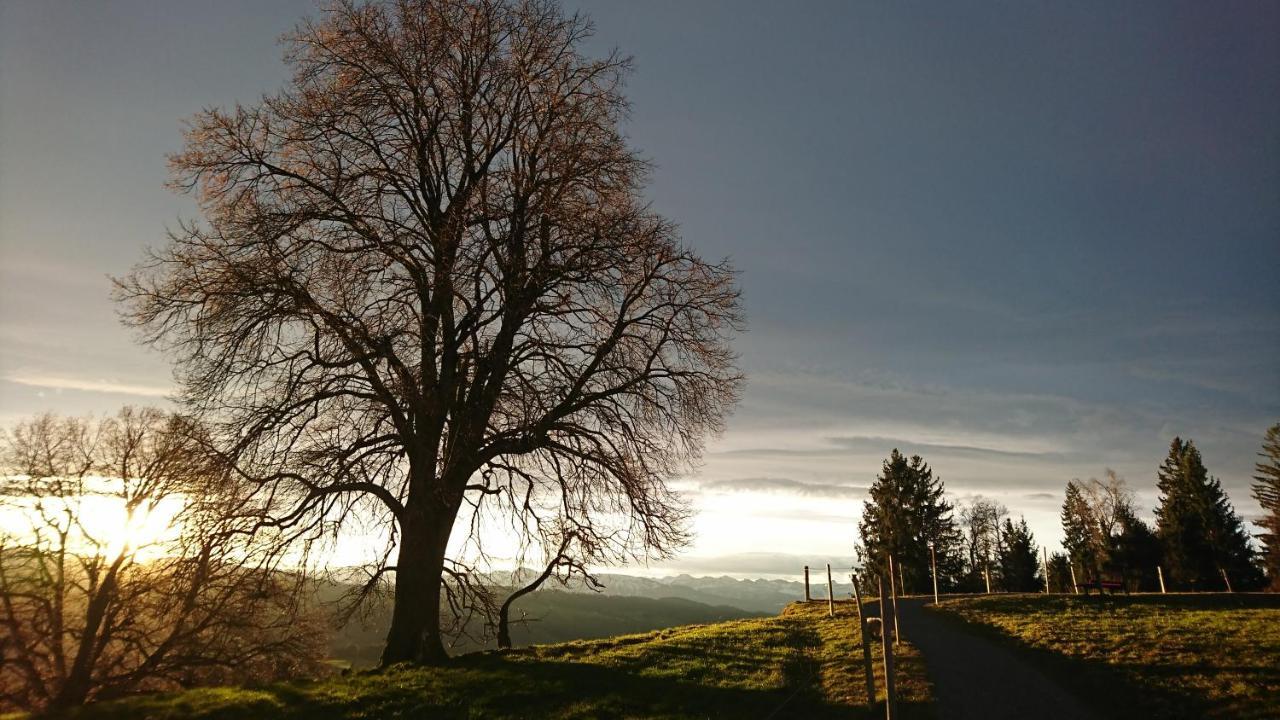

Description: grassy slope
[60,601,933,720]
[933,593,1280,719]
[331,590,767,666]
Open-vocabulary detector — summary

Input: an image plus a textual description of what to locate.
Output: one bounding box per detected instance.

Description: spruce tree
[857,449,963,592]
[1252,423,1280,589]
[1061,480,1099,583]
[998,517,1041,592]
[1154,437,1260,590]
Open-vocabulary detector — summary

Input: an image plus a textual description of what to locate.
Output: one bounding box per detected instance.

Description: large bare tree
[117,0,742,664]
[0,410,324,714]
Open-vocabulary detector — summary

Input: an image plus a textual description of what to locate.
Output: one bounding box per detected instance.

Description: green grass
[51,601,932,719]
[933,593,1280,719]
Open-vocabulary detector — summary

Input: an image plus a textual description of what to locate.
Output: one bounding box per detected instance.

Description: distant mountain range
[546,572,854,614]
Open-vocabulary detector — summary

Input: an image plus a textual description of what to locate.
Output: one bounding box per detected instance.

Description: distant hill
[329,588,764,667]
[488,570,853,614]
[322,571,857,667]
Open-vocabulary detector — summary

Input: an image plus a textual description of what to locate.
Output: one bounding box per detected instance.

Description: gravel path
[894,598,1098,720]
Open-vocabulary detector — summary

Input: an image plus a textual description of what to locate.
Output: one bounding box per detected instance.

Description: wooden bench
[1075,578,1127,595]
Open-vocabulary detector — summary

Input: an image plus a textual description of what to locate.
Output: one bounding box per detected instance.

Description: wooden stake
[1157,565,1167,594]
[983,566,991,594]
[1220,567,1234,593]
[929,543,939,605]
[878,576,897,720]
[887,556,901,646]
[851,573,876,707]
[1043,547,1051,594]
[1069,563,1079,595]
[898,561,907,598]
[827,563,835,617]
[804,565,811,602]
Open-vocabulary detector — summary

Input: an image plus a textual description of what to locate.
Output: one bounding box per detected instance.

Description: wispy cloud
[5,374,171,398]
[700,476,866,498]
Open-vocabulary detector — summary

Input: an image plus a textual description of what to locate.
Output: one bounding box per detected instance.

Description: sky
[1,1,1278,578]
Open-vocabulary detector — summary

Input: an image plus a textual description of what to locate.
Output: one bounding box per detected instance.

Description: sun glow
[0,478,186,563]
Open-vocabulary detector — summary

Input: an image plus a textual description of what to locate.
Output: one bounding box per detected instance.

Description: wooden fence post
[898,561,907,598]
[877,576,897,720]
[1043,547,1051,594]
[804,565,811,602]
[983,566,991,594]
[1157,565,1167,594]
[929,542,939,605]
[887,555,901,646]
[851,573,876,707]
[1069,563,1079,594]
[1220,567,1234,593]
[827,563,835,617]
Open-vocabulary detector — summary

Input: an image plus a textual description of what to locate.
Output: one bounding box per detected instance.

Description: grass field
[934,593,1280,719]
[48,601,932,720]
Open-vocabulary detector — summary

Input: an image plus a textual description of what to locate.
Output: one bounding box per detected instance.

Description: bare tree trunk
[50,559,124,710]
[381,504,450,666]
[497,563,558,649]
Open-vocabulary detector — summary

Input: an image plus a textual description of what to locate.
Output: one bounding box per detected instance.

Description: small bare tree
[960,497,1007,590]
[0,410,325,714]
[495,524,600,649]
[117,0,742,664]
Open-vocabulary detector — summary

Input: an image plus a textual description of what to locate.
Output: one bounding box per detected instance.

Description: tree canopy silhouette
[117,0,742,664]
[0,410,323,713]
[856,450,962,592]
[1253,423,1280,589]
[1155,438,1260,590]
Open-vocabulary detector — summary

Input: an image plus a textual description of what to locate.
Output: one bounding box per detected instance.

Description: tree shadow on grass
[930,594,1280,720]
[64,639,930,720]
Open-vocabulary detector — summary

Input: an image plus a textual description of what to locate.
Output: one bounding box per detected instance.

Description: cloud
[5,374,171,398]
[657,551,856,577]
[1023,492,1057,500]
[700,476,866,498]
[824,435,1069,461]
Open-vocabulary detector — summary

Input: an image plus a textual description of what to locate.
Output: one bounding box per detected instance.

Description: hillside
[331,590,765,667]
[933,593,1280,719]
[56,602,934,720]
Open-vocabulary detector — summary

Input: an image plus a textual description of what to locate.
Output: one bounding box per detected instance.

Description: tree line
[857,425,1280,595]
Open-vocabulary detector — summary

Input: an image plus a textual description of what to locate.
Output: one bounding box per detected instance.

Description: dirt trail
[894,598,1097,720]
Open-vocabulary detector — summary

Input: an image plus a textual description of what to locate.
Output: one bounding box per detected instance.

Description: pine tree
[998,517,1041,592]
[856,450,963,593]
[1154,437,1261,590]
[1251,423,1280,590]
[1061,480,1099,583]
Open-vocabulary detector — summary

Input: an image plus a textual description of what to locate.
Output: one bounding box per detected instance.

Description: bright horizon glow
[0,481,186,564]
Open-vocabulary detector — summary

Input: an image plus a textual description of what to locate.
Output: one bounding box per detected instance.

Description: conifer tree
[998,517,1041,592]
[1154,437,1260,590]
[1252,423,1280,589]
[856,450,963,592]
[1061,480,1099,582]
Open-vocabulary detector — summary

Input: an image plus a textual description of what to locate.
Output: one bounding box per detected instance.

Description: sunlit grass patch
[52,602,934,719]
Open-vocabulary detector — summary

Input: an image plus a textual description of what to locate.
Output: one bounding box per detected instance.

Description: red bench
[1075,578,1127,595]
